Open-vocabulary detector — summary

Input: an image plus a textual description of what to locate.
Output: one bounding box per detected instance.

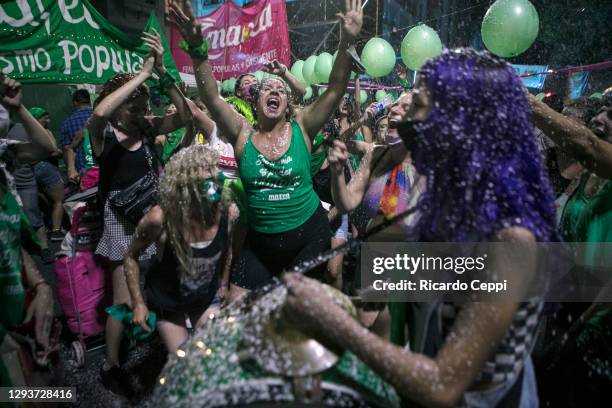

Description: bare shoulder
[494,226,536,244]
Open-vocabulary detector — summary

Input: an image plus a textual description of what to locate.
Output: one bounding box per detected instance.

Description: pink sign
[170,0,291,80]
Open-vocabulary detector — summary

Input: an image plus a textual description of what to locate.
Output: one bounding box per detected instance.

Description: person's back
[61,89,93,175]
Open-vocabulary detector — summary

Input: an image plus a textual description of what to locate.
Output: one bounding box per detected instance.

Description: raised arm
[263,60,306,101]
[142,29,190,136]
[529,94,612,179]
[298,0,363,140]
[87,57,155,157]
[169,1,246,146]
[1,74,56,158]
[284,228,537,408]
[328,139,376,213]
[124,206,163,332]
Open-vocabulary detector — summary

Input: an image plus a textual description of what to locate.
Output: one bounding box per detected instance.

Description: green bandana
[105,304,157,341]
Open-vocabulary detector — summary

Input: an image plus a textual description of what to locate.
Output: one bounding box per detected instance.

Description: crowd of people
[1,0,611,406]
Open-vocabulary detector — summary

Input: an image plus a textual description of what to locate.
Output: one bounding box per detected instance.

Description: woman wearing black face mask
[328,91,424,242]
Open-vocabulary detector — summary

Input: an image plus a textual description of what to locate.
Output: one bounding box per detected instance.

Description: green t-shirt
[162,128,185,163]
[0,184,40,343]
[82,129,95,170]
[240,121,320,233]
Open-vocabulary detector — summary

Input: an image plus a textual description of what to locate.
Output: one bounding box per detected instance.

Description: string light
[196,341,205,349]
[176,349,186,358]
[159,377,166,385]
[205,348,213,356]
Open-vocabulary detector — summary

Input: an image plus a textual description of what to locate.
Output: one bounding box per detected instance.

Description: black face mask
[394,119,424,151]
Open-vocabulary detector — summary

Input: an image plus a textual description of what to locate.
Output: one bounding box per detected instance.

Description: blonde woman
[123,146,239,353]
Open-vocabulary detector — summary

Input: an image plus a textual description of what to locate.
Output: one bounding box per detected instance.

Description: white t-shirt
[196,125,239,179]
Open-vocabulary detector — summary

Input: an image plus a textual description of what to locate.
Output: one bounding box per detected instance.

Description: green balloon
[590,92,603,100]
[359,90,368,105]
[290,60,306,84]
[401,24,443,71]
[318,87,327,96]
[481,0,539,58]
[375,90,387,102]
[303,86,313,101]
[361,38,396,78]
[535,92,545,101]
[314,52,334,84]
[253,71,265,81]
[302,55,318,86]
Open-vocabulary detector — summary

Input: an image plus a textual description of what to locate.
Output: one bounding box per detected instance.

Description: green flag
[0,0,180,84]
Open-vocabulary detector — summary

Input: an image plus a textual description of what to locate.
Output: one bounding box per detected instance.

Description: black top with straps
[145,214,229,314]
[96,127,159,199]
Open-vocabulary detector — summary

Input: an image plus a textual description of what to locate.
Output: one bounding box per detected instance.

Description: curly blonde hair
[159,145,230,276]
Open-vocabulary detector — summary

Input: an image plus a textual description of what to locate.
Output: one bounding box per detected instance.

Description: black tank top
[97,128,157,198]
[145,214,229,313]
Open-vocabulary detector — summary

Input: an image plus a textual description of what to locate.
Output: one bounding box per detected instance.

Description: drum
[150,286,401,408]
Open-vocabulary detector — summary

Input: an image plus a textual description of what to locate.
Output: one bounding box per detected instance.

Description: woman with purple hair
[283,49,559,407]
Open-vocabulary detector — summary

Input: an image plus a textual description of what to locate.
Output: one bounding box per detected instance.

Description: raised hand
[0,73,23,111]
[168,0,203,47]
[263,60,287,77]
[336,0,363,43]
[328,139,349,174]
[139,55,156,79]
[395,64,408,81]
[141,28,166,74]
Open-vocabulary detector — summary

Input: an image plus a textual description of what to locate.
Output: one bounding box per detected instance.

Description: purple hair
[412,49,559,242]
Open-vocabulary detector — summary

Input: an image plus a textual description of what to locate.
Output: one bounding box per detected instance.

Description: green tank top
[561,174,612,268]
[240,120,320,234]
[310,134,328,176]
[349,132,365,172]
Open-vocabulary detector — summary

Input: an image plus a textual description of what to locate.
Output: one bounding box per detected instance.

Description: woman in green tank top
[170,0,364,291]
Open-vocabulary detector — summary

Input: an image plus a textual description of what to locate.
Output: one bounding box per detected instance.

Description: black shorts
[231,205,332,290]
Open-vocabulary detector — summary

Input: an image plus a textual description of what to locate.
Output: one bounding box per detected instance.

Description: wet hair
[72,89,90,105]
[235,73,258,95]
[563,97,600,125]
[251,77,296,122]
[591,94,612,117]
[95,73,149,106]
[335,94,355,120]
[159,145,231,276]
[412,48,559,242]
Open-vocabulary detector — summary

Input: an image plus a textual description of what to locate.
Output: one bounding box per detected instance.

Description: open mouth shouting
[264,95,282,115]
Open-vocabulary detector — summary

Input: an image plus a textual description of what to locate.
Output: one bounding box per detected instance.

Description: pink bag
[53,253,109,338]
[79,167,99,191]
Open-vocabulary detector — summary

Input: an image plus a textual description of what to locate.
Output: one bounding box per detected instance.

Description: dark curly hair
[95,73,149,106]
[411,48,559,242]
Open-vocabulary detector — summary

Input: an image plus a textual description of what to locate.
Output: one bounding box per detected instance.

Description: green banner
[0,0,180,84]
